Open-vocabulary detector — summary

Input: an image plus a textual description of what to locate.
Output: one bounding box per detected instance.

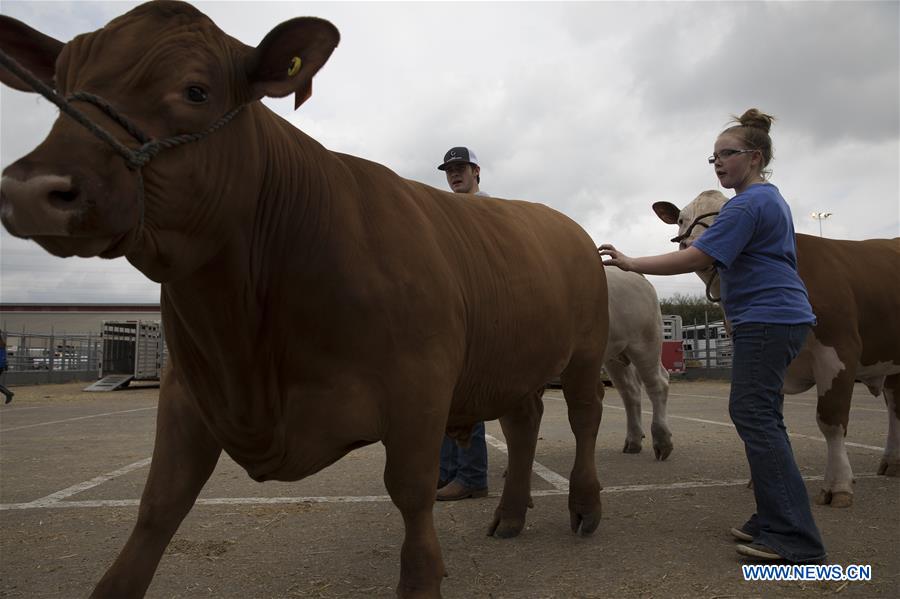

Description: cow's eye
[185,86,208,104]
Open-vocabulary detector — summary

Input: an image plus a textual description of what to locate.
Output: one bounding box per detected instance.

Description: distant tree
[659,293,725,326]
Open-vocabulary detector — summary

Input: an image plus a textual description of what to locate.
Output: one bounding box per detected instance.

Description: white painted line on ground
[1,398,884,516]
[669,392,888,414]
[0,407,156,433]
[485,433,570,492]
[603,404,885,452]
[2,473,890,511]
[21,458,152,509]
[787,432,883,452]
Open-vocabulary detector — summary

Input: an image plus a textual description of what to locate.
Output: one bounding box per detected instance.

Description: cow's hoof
[396,582,442,599]
[653,441,673,461]
[570,509,601,536]
[569,497,602,536]
[814,489,853,507]
[488,513,525,539]
[651,425,673,461]
[830,491,853,508]
[622,439,642,454]
[877,458,900,477]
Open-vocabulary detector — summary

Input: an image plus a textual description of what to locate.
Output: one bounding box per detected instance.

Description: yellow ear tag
[288,56,302,77]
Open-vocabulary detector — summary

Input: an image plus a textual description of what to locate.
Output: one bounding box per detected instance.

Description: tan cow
[0,2,609,597]
[654,190,900,507]
[604,268,673,460]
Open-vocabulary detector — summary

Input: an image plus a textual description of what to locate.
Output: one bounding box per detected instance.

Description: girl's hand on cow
[598,244,634,271]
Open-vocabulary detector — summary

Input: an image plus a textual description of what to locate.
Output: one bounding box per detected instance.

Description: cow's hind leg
[606,359,644,454]
[91,368,221,598]
[383,403,446,598]
[878,374,900,477]
[560,356,604,535]
[489,388,544,538]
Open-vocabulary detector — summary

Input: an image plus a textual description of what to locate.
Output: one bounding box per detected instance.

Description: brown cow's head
[652,190,728,300]
[0,0,339,281]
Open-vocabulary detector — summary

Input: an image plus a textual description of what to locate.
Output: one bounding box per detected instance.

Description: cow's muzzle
[670,211,720,244]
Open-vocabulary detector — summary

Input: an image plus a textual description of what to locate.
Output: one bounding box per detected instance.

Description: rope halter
[667,210,721,303]
[669,211,719,244]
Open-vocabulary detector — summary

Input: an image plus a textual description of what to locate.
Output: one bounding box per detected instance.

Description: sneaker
[737,543,783,560]
[435,480,488,501]
[730,526,754,542]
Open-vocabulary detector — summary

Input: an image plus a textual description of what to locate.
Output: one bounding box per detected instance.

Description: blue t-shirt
[692,183,815,327]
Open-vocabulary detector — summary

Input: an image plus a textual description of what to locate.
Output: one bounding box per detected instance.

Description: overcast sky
[1,0,898,305]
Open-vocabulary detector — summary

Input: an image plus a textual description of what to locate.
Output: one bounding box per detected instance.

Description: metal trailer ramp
[83,321,164,392]
[84,374,134,392]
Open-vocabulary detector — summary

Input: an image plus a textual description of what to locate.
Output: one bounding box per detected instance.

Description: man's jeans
[439,421,488,489]
[730,323,826,563]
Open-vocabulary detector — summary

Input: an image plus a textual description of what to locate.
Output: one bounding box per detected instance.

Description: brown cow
[654,190,900,507]
[0,2,609,597]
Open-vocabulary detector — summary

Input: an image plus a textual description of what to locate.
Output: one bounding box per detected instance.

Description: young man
[438,146,488,197]
[434,146,489,500]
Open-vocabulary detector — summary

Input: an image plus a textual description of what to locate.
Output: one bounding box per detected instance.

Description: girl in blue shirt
[599,109,826,564]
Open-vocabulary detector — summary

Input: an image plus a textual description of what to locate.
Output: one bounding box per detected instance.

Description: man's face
[444,162,479,194]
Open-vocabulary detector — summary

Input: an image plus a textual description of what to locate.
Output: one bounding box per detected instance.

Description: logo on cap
[438,146,478,170]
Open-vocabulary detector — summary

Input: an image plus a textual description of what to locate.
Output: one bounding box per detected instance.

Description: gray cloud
[2,1,897,305]
[628,1,900,144]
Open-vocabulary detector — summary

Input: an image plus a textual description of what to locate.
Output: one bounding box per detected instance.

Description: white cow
[605,267,673,460]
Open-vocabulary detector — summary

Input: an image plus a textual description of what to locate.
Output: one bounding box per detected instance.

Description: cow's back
[330,155,606,417]
[416,181,607,412]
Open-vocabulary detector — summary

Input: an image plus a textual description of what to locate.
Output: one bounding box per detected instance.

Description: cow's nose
[679,241,690,250]
[0,173,78,237]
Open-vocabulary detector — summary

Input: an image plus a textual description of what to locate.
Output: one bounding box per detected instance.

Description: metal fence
[2,331,101,385]
[683,336,733,368]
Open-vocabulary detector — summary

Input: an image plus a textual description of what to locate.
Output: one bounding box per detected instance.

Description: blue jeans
[730,323,826,563]
[439,422,488,489]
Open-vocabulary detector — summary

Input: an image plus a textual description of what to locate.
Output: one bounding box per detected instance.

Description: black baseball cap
[437,146,479,170]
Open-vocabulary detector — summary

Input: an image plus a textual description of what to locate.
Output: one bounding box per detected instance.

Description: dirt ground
[1,380,898,598]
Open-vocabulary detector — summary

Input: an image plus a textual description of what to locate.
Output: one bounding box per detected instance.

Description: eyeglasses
[708,149,755,164]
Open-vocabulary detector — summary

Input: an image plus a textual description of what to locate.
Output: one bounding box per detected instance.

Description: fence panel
[3,332,101,385]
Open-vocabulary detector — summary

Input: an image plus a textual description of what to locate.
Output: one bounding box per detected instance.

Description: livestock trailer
[84,320,165,391]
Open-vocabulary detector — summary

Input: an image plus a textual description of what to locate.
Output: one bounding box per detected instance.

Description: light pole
[811,212,832,237]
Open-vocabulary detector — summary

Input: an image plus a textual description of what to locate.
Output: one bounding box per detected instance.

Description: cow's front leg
[813,371,856,508]
[878,374,900,477]
[383,406,446,598]
[489,388,543,538]
[606,360,645,454]
[92,369,221,598]
[641,362,673,461]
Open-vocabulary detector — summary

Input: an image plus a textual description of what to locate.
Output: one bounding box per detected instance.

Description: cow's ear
[652,201,681,225]
[245,17,339,109]
[0,16,64,92]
